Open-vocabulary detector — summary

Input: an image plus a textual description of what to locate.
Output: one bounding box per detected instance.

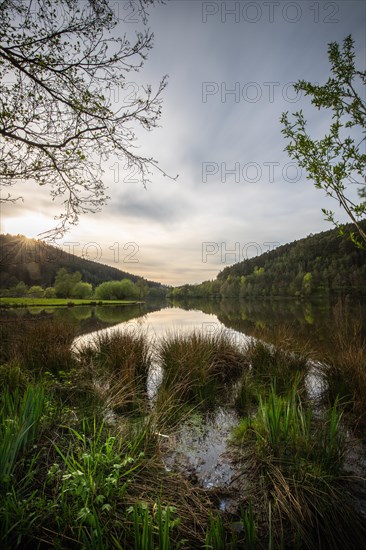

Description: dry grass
[0,318,77,376]
[76,329,151,415]
[324,301,366,425]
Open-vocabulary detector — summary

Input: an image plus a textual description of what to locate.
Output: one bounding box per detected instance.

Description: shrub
[70,281,93,299]
[28,285,44,298]
[94,279,139,300]
[44,287,56,298]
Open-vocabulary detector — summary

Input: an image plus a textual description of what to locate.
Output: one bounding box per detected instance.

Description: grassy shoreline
[0,297,141,308]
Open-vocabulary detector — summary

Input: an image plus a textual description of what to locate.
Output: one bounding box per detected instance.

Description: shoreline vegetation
[0,298,142,308]
[0,301,365,548]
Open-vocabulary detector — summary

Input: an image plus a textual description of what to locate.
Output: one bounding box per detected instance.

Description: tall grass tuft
[81,330,151,379]
[77,329,151,415]
[205,514,226,550]
[267,461,366,549]
[157,330,248,409]
[232,380,366,548]
[131,500,180,550]
[233,382,345,476]
[242,500,257,549]
[233,370,258,415]
[246,340,309,395]
[0,360,29,392]
[324,301,366,425]
[0,385,45,485]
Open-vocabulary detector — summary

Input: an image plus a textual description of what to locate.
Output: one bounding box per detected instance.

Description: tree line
[169,221,366,300]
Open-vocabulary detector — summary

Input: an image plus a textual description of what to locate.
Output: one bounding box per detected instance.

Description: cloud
[107,187,189,226]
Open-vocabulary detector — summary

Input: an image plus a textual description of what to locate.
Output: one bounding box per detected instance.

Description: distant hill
[0,234,166,291]
[169,221,366,299]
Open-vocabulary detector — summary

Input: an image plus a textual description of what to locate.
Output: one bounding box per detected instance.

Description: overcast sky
[1,0,365,285]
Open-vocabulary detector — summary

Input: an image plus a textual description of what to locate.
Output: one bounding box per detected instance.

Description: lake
[3,296,365,362]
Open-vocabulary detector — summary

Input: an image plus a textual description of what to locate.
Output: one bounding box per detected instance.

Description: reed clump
[79,330,151,380]
[323,301,366,424]
[157,330,248,409]
[76,329,152,415]
[233,383,345,476]
[232,381,366,549]
[247,340,309,394]
[233,338,309,416]
[0,384,46,487]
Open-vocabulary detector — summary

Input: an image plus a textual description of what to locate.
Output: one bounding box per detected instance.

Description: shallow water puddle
[305,359,327,401]
[161,407,239,489]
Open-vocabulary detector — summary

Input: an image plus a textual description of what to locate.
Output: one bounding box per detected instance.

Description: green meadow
[0,298,139,307]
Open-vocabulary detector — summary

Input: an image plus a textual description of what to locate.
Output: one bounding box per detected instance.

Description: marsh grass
[0,385,47,547]
[231,380,366,549]
[323,301,366,424]
[205,514,226,549]
[242,500,257,549]
[0,408,212,548]
[76,329,152,415]
[247,340,309,395]
[267,463,366,549]
[150,383,196,430]
[157,330,248,409]
[249,323,313,355]
[0,360,29,392]
[130,500,181,550]
[0,326,218,548]
[0,385,45,486]
[233,370,258,415]
[79,330,151,379]
[233,382,345,476]
[0,318,77,377]
[0,319,16,364]
[233,337,310,417]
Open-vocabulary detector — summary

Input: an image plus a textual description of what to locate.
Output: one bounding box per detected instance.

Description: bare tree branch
[0,0,177,239]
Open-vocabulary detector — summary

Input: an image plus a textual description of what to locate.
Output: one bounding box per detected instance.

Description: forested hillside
[0,234,165,292]
[170,221,366,299]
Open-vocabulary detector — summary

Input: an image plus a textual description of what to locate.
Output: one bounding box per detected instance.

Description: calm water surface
[73,306,251,349]
[3,297,365,359]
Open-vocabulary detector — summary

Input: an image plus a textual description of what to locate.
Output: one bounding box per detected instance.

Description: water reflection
[162,408,239,489]
[169,297,366,358]
[2,296,365,359]
[74,307,227,348]
[73,307,255,352]
[0,301,165,336]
